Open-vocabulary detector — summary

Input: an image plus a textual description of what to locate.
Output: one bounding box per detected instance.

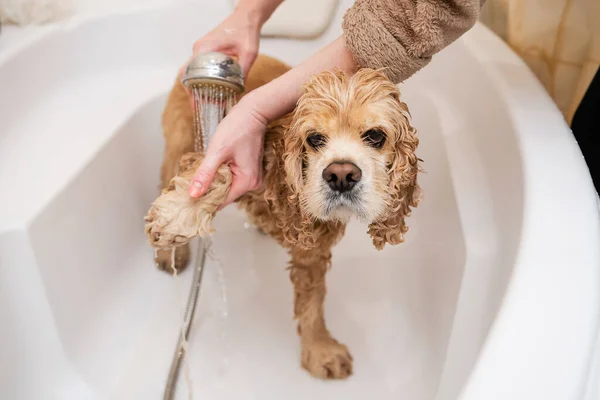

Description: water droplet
[191,84,239,152]
[171,247,178,276]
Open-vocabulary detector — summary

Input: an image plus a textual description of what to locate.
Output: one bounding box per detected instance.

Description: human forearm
[343,0,484,83]
[241,35,357,124]
[234,0,285,27]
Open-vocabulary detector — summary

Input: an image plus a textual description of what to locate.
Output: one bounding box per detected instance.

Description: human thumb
[188,153,223,198]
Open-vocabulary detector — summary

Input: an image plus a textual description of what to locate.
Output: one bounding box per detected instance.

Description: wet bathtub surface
[35,90,467,399]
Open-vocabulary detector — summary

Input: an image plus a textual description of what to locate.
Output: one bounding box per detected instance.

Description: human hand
[187,96,268,208]
[179,7,261,82]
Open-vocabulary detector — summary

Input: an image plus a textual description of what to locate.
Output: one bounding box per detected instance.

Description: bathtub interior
[28,91,467,399]
[0,3,524,400]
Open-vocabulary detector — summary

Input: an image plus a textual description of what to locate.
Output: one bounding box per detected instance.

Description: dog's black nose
[322,162,362,193]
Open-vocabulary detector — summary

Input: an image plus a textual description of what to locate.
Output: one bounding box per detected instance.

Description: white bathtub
[1,1,599,399]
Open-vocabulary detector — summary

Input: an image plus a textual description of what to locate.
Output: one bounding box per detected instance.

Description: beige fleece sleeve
[342,0,485,83]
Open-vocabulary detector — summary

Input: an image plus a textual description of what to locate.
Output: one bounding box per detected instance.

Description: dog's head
[283,69,421,250]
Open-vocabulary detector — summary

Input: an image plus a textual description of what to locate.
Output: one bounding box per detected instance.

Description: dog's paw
[154,244,190,275]
[144,164,232,249]
[301,338,353,379]
[144,202,200,249]
[147,228,193,249]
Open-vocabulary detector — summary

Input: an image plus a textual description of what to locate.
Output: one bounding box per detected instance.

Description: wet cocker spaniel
[145,54,421,379]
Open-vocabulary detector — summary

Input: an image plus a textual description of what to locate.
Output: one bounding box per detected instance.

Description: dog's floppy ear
[368,90,421,250]
[259,120,312,249]
[282,117,305,196]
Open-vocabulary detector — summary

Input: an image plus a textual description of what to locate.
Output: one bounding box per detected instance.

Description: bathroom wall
[479,0,599,123]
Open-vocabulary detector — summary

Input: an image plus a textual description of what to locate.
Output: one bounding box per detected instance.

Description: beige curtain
[480,0,600,124]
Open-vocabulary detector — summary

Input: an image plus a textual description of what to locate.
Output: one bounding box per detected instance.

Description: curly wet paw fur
[144,152,232,249]
[301,338,353,379]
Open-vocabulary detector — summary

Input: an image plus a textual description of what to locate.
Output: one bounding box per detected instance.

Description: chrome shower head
[181,51,244,93]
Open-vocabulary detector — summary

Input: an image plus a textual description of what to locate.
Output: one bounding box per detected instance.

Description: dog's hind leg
[289,247,353,379]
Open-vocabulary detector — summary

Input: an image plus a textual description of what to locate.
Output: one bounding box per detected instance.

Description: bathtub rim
[456,24,600,400]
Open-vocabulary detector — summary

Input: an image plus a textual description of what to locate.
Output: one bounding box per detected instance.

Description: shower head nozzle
[181,51,244,93]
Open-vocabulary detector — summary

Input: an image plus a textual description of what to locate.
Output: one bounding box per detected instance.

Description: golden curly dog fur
[145,152,232,249]
[146,54,421,379]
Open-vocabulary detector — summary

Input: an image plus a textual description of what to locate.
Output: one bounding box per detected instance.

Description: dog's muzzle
[321,162,367,218]
[322,162,362,193]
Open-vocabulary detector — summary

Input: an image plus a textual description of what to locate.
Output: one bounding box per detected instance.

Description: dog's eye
[306,133,327,149]
[362,129,386,148]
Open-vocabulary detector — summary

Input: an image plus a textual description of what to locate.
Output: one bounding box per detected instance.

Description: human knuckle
[245,50,257,60]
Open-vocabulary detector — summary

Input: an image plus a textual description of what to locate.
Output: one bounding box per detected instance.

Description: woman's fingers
[217,169,262,210]
[239,48,258,78]
[217,180,246,210]
[192,34,221,54]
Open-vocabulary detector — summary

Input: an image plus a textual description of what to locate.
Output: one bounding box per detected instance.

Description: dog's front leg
[289,248,353,379]
[146,153,231,251]
[155,141,193,274]
[155,143,193,274]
